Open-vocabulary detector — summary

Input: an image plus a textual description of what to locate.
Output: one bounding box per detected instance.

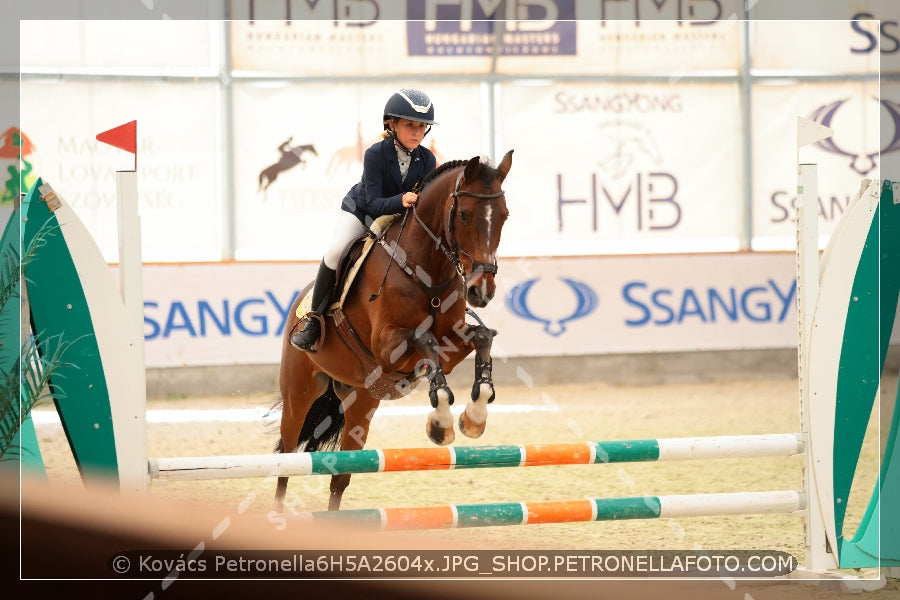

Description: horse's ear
[496,149,514,183]
[463,155,481,182]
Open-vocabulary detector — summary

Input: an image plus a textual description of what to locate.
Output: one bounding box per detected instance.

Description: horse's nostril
[468,286,491,307]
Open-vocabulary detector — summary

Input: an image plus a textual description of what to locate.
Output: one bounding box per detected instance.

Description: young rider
[290,89,438,351]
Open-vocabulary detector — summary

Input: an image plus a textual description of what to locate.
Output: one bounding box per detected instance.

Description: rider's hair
[381,117,396,140]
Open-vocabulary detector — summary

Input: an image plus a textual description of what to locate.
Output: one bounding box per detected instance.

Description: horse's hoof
[426,421,455,446]
[459,410,487,439]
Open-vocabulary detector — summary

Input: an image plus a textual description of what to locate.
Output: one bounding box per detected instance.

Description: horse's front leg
[377,328,455,446]
[416,330,457,446]
[459,324,497,439]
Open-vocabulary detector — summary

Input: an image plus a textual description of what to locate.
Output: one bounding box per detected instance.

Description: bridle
[412,170,505,281]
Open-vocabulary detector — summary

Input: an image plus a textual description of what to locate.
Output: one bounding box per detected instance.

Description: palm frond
[0,217,59,315]
[0,332,78,461]
[0,210,69,460]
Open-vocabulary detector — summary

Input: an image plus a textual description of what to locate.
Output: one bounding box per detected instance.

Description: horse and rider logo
[595,121,663,180]
[808,97,900,176]
[258,137,318,192]
[505,277,598,337]
[259,124,449,194]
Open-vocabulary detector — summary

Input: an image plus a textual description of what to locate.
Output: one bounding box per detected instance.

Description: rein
[372,166,505,313]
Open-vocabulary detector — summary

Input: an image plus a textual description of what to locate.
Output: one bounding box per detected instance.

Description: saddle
[295,213,400,370]
[333,213,400,309]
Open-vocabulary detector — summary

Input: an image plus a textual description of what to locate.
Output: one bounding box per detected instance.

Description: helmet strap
[391,130,412,156]
[387,120,413,155]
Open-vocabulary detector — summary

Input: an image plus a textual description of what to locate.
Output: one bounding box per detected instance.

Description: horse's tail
[274,378,344,454]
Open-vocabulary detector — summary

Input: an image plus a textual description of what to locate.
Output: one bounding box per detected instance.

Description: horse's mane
[419,157,500,194]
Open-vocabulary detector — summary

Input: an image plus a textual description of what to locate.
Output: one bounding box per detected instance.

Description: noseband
[413,170,504,282]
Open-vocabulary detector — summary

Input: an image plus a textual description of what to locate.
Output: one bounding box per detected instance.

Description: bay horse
[275,150,513,511]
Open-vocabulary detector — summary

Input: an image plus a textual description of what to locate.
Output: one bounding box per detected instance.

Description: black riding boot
[290,261,336,352]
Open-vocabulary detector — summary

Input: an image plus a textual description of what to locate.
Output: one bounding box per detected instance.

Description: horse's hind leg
[274,367,329,512]
[459,325,497,439]
[327,385,379,511]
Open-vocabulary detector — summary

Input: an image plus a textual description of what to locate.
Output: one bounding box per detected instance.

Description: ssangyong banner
[884,80,900,178]
[751,20,880,74]
[19,80,223,262]
[750,1,898,74]
[231,81,489,260]
[139,252,811,368]
[484,253,800,356]
[751,80,885,250]
[141,262,318,367]
[495,81,744,255]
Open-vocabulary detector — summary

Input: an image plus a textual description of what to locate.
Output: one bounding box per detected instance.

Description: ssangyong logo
[505,277,598,336]
[809,97,900,176]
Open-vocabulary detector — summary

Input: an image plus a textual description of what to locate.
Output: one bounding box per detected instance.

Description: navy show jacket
[341,137,437,227]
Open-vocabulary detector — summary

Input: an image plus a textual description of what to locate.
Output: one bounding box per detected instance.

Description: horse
[275,150,513,512]
[325,123,368,175]
[258,138,318,192]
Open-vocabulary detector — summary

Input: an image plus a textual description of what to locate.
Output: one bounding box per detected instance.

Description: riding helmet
[383,89,436,127]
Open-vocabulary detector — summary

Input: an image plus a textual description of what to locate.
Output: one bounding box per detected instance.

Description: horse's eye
[459,211,470,224]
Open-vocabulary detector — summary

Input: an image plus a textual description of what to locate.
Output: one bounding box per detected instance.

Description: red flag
[96,120,137,154]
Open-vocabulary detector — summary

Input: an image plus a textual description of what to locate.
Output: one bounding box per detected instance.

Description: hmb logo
[406,0,576,56]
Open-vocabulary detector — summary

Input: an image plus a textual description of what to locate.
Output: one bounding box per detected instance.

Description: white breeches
[323,210,367,269]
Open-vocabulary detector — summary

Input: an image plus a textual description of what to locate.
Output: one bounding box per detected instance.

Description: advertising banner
[19,80,223,262]
[20,20,218,72]
[750,1,898,74]
[138,252,806,368]
[230,1,741,76]
[495,81,744,255]
[141,261,318,367]
[230,19,460,76]
[495,14,740,75]
[485,252,799,357]
[230,5,495,76]
[231,81,488,260]
[0,80,31,225]
[406,0,577,61]
[751,20,880,74]
[751,80,884,250]
[885,80,900,178]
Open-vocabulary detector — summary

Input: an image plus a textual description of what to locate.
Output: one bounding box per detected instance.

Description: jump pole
[294,490,805,531]
[149,433,804,481]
